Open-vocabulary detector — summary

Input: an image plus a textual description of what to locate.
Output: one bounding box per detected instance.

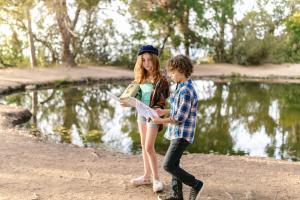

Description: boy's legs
[163,138,189,199]
[164,138,196,186]
[163,138,203,199]
[171,175,182,198]
[171,158,182,198]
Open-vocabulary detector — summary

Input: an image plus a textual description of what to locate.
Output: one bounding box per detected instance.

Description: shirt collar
[176,78,191,91]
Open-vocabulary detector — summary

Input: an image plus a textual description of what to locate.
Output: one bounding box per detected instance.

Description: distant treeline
[0,0,299,68]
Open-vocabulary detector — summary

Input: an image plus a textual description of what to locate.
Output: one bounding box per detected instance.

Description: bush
[233,36,267,65]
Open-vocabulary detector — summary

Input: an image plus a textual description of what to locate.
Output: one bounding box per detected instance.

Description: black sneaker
[157,194,183,200]
[189,180,204,200]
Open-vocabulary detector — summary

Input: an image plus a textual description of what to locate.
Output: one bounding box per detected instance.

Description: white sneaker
[153,179,164,192]
[130,176,151,185]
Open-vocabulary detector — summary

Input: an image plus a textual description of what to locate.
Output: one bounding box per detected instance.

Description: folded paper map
[107,91,158,119]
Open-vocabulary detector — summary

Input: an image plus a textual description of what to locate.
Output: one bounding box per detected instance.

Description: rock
[0,105,32,128]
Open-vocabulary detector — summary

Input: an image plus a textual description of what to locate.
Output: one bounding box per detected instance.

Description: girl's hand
[155,108,165,117]
[151,117,164,124]
[120,102,130,107]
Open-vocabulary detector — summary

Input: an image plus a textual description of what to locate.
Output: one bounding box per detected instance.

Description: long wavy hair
[133,53,162,84]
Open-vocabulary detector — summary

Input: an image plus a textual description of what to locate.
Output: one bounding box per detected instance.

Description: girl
[122,45,169,192]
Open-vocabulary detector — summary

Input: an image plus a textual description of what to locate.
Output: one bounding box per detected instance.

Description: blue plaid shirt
[164,79,198,143]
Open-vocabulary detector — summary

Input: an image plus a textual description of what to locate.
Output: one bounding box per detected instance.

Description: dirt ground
[1,64,300,200]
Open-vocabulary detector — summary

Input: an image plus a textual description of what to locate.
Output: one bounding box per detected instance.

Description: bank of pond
[1,79,300,161]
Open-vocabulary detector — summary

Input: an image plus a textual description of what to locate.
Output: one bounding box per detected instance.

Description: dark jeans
[163,138,197,198]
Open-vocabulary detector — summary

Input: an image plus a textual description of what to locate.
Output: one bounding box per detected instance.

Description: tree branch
[72,5,81,31]
[32,33,58,62]
[73,11,93,59]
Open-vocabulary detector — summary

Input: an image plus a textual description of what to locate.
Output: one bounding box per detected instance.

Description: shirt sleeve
[170,90,192,124]
[153,78,170,109]
[135,86,142,100]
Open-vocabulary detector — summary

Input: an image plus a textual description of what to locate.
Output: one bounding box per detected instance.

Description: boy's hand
[155,108,166,116]
[151,117,164,124]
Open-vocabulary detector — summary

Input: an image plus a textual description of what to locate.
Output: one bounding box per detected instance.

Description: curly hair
[133,53,162,84]
[166,55,193,78]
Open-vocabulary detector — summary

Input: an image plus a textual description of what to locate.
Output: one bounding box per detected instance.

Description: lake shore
[1,64,300,200]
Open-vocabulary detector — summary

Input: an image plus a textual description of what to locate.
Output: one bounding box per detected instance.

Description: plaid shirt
[164,79,198,143]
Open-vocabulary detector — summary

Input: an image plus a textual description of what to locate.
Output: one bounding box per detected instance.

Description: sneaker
[130,176,151,186]
[153,179,164,192]
[189,180,204,200]
[157,194,182,200]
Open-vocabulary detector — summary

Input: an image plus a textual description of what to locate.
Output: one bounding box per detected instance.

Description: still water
[1,80,300,161]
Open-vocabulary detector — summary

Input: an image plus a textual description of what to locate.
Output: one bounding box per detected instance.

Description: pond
[1,80,300,161]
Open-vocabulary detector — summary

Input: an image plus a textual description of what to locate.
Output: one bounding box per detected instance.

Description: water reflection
[1,80,300,161]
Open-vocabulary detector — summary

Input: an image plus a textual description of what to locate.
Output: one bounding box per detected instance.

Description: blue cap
[138,45,159,56]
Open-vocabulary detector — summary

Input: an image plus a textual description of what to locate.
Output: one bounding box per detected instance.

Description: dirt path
[1,64,300,200]
[2,63,300,94]
[1,128,300,200]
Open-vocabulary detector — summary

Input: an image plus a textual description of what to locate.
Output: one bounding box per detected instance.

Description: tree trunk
[159,34,169,58]
[178,5,190,56]
[26,6,37,68]
[215,9,226,63]
[184,33,190,56]
[183,6,190,56]
[53,0,76,67]
[32,91,38,125]
[219,20,225,62]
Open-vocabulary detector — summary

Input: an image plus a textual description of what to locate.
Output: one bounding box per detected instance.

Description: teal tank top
[140,82,153,106]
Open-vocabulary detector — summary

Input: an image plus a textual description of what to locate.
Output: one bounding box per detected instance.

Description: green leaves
[76,0,101,10]
[0,0,300,67]
[125,0,207,56]
[285,11,300,61]
[286,12,300,37]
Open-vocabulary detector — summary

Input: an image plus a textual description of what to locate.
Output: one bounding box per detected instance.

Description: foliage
[76,18,116,65]
[285,11,300,61]
[0,31,29,67]
[125,0,206,56]
[0,0,300,67]
[230,8,291,65]
[206,0,235,63]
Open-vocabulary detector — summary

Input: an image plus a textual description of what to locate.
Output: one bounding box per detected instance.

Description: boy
[152,55,204,200]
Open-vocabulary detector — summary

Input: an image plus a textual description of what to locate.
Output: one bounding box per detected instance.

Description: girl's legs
[137,122,151,179]
[145,125,163,192]
[144,126,159,180]
[132,118,162,191]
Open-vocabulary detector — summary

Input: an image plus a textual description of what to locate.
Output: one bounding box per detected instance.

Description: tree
[0,31,25,67]
[286,11,300,61]
[49,0,78,67]
[0,0,37,67]
[25,1,37,67]
[205,0,235,62]
[45,0,102,67]
[126,0,205,56]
